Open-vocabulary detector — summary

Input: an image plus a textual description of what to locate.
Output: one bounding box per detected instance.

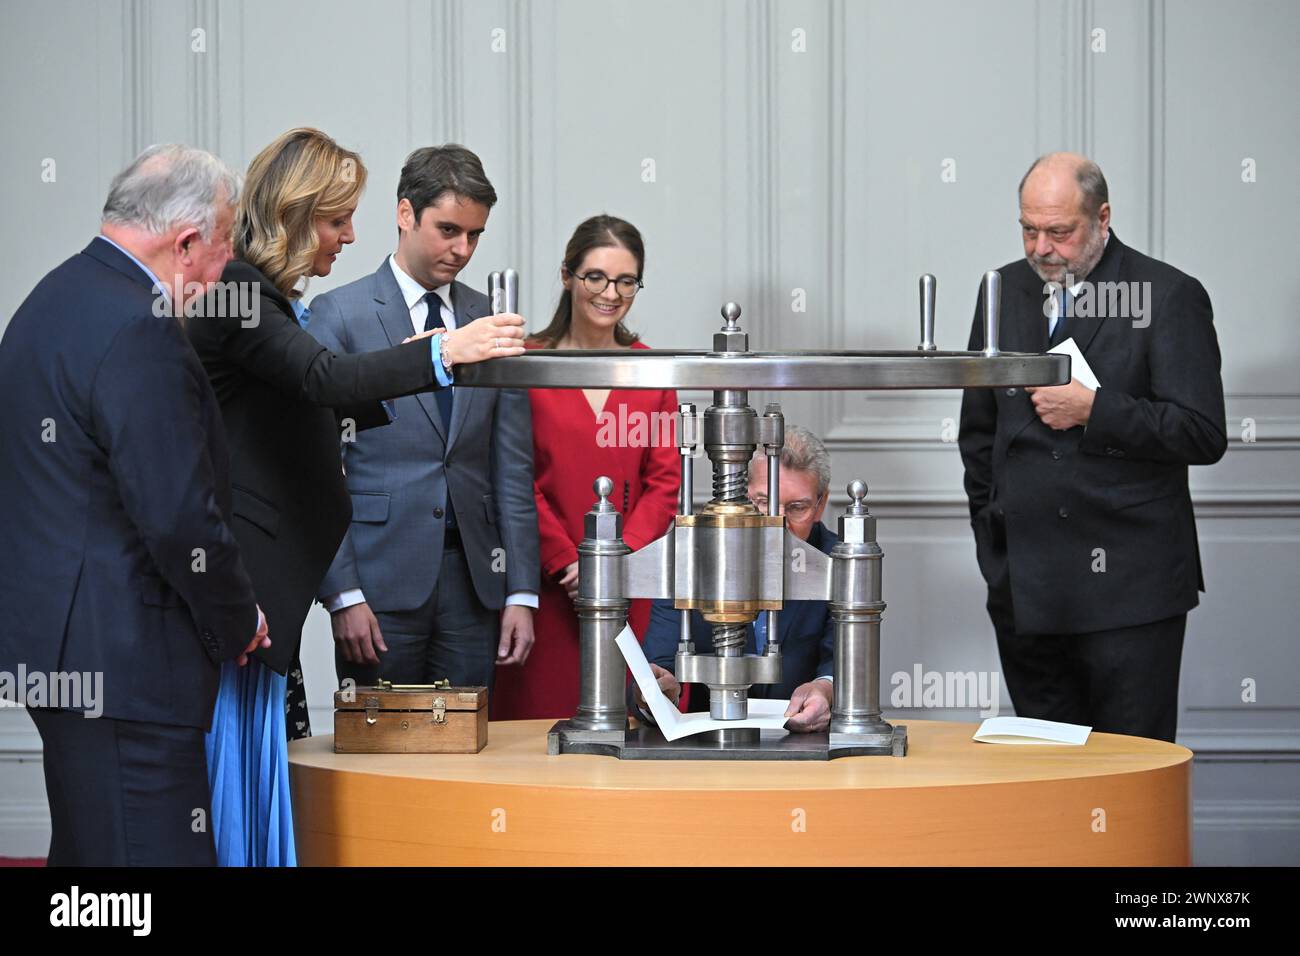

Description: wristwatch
[439,331,455,375]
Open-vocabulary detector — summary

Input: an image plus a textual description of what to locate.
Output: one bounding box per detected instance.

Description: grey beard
[1069,224,1108,283]
[1029,223,1107,285]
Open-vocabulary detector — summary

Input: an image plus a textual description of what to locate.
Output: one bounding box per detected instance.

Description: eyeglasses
[572,270,644,298]
[751,495,817,520]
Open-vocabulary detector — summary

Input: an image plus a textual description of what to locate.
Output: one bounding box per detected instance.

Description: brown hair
[530,215,644,348]
[397,144,497,224]
[235,127,367,299]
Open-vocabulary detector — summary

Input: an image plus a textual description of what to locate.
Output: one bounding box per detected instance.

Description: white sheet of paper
[744,698,794,717]
[1047,338,1100,391]
[614,627,791,742]
[973,716,1092,745]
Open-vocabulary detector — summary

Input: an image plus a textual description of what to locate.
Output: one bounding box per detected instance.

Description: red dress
[491,341,680,720]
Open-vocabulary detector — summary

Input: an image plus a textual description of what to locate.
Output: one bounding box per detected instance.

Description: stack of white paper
[973,716,1092,745]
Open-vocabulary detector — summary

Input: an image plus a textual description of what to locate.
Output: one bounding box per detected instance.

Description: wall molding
[435,0,464,145]
[1194,801,1300,831]
[0,798,50,858]
[1180,729,1300,755]
[189,0,220,151]
[123,0,150,158]
[504,0,530,289]
[1147,0,1167,259]
[822,0,847,447]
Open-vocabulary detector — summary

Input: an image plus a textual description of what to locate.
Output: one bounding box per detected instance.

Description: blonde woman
[184,128,524,865]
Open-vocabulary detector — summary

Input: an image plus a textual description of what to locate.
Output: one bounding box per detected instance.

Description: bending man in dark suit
[959,152,1227,742]
[308,145,539,692]
[0,145,265,865]
[637,426,836,732]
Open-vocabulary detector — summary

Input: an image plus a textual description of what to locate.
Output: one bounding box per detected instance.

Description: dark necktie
[423,290,456,527]
[1049,288,1072,346]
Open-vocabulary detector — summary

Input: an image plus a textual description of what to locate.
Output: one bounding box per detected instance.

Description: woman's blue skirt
[204,658,297,866]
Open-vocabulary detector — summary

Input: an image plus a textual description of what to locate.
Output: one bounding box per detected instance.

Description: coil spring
[711,623,745,654]
[712,468,747,502]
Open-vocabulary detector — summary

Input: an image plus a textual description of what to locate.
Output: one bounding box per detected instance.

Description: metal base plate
[547,720,907,760]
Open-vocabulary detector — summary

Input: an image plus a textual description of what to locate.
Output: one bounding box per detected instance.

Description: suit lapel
[372,259,446,442]
[1066,231,1126,357]
[444,281,486,454]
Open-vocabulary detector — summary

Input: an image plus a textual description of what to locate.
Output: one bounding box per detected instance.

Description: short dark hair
[397,144,497,224]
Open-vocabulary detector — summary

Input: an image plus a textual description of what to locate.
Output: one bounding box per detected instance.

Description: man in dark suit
[637,426,836,732]
[308,145,539,693]
[959,152,1227,742]
[0,145,264,865]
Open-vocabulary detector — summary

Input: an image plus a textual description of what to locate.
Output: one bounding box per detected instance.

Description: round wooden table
[288,719,1191,865]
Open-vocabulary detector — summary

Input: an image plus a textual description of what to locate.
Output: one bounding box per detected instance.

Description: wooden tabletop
[289,719,1192,865]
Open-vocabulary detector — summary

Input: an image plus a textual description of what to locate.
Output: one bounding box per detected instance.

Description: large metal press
[459,271,1068,759]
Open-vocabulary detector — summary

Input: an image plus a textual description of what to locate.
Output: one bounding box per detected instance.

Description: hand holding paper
[634,662,681,709]
[1027,339,1099,430]
[1047,337,1100,390]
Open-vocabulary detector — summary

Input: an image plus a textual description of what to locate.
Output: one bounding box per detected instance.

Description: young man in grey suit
[307,145,539,692]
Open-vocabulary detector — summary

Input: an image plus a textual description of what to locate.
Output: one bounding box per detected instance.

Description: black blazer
[636,521,838,711]
[184,258,443,672]
[0,238,258,728]
[958,231,1227,635]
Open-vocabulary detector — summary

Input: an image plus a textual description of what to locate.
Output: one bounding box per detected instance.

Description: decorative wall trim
[505,0,530,287]
[756,0,777,355]
[436,0,464,145]
[0,715,41,756]
[1193,801,1300,830]
[189,0,220,151]
[823,0,846,443]
[0,798,50,858]
[1147,0,1167,259]
[1180,730,1300,754]
[124,0,150,157]
[1079,0,1095,157]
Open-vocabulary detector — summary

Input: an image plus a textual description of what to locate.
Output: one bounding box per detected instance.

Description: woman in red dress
[491,216,679,720]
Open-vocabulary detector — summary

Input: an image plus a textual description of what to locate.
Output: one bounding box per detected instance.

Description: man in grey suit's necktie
[306,145,539,693]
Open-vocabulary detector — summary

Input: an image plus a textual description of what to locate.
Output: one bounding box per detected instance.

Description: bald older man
[958,153,1226,742]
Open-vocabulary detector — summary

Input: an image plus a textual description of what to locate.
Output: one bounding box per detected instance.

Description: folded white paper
[973,716,1092,745]
[1047,338,1100,391]
[614,626,790,741]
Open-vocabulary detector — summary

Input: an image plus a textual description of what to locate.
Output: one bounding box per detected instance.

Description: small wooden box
[334,682,488,754]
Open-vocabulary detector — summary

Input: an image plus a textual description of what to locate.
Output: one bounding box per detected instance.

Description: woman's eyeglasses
[572,270,644,298]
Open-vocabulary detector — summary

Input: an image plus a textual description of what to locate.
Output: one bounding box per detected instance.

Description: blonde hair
[235,127,366,299]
